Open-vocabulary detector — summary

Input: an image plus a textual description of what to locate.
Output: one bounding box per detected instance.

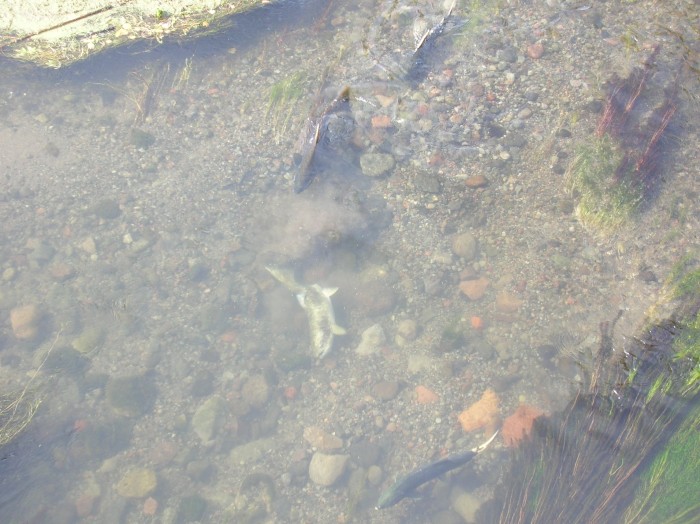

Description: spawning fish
[294,86,353,193]
[265,266,346,359]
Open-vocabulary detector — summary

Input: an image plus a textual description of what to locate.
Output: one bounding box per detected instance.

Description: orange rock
[458,388,500,432]
[415,385,439,404]
[283,385,298,400]
[10,304,40,340]
[465,175,488,188]
[527,42,544,59]
[371,114,392,128]
[495,292,523,313]
[459,277,489,300]
[220,330,238,343]
[143,497,158,516]
[75,494,96,518]
[303,426,343,450]
[49,262,75,281]
[501,404,544,447]
[375,94,396,108]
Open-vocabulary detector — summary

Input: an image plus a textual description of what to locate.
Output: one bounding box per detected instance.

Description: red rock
[469,83,485,97]
[143,497,158,516]
[527,42,544,59]
[372,380,399,401]
[459,277,489,301]
[428,152,444,166]
[458,389,500,432]
[10,304,40,340]
[371,115,392,128]
[415,385,439,404]
[459,267,478,280]
[465,175,489,188]
[502,404,544,447]
[75,494,96,518]
[283,385,298,400]
[303,426,343,450]
[49,262,75,281]
[496,292,523,313]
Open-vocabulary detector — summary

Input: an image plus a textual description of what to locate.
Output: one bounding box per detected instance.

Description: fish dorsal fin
[323,286,339,297]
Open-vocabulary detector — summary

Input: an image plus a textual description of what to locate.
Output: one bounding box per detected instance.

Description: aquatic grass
[0,329,60,448]
[265,72,307,143]
[0,389,41,448]
[172,57,194,91]
[566,46,680,235]
[566,134,642,233]
[496,288,700,523]
[623,403,700,524]
[673,310,700,395]
[670,265,700,301]
[620,26,643,55]
[452,0,504,47]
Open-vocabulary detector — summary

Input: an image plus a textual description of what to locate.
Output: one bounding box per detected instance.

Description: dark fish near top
[376,431,498,510]
[405,0,457,84]
[294,86,353,193]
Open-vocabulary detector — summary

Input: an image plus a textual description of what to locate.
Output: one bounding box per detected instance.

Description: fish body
[294,86,352,193]
[412,0,455,55]
[295,118,322,193]
[265,266,346,359]
[376,431,498,509]
[297,284,346,359]
[265,265,304,294]
[405,0,458,84]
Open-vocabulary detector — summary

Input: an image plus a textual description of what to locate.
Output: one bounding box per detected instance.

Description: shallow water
[1,0,698,522]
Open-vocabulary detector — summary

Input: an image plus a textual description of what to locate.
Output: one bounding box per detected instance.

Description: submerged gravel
[0,0,698,522]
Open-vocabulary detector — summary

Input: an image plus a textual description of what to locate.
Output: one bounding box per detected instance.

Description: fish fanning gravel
[294,86,353,193]
[266,266,346,359]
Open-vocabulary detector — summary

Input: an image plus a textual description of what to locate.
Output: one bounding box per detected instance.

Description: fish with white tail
[265,266,346,359]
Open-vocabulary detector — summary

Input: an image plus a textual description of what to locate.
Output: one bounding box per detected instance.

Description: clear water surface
[0,0,698,522]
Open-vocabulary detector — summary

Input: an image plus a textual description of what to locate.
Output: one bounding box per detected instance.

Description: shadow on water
[0,1,339,519]
[1,0,331,85]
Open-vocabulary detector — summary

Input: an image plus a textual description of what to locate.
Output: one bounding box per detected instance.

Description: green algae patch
[624,404,700,524]
[566,134,642,233]
[673,310,700,395]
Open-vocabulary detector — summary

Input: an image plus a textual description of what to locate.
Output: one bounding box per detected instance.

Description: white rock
[355,323,386,356]
[191,396,225,444]
[450,487,482,523]
[308,452,349,486]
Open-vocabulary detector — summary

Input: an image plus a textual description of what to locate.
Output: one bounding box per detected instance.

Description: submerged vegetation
[265,72,307,143]
[487,260,700,523]
[0,388,41,448]
[623,401,700,524]
[566,47,678,234]
[566,134,640,231]
[0,331,60,449]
